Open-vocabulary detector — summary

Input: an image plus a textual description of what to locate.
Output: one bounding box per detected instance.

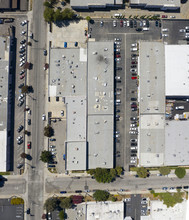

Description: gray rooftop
[165,120,189,166]
[87,42,114,169]
[88,42,114,115]
[0,0,11,9]
[130,0,180,8]
[66,142,86,170]
[0,37,9,171]
[139,41,165,115]
[49,48,87,97]
[88,115,114,169]
[65,96,86,142]
[71,0,122,8]
[139,41,165,167]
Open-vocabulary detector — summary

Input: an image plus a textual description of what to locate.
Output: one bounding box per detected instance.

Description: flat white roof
[0,131,7,171]
[66,142,86,170]
[150,200,187,220]
[165,45,189,97]
[87,201,124,220]
[66,96,86,142]
[165,120,189,166]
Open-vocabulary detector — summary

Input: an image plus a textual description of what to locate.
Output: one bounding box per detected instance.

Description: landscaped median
[130,166,187,179]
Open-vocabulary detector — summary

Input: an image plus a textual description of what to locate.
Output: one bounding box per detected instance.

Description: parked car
[162,15,168,18]
[28,119,31,125]
[18,83,24,88]
[17,125,24,133]
[42,114,46,121]
[27,141,31,149]
[20,74,25,79]
[50,138,56,141]
[131,76,137,80]
[43,49,47,56]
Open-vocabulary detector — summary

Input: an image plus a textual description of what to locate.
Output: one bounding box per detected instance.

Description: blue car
[63,154,66,160]
[75,42,78,47]
[64,42,67,48]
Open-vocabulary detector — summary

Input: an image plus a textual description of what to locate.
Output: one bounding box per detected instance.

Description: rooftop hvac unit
[155,107,159,110]
[95,131,100,134]
[94,77,98,80]
[94,154,98,157]
[147,133,151,136]
[92,51,97,55]
[104,48,108,51]
[104,120,107,123]
[147,94,151,97]
[95,121,100,124]
[104,83,107,87]
[96,99,99,102]
[103,92,106,95]
[103,162,106,165]
[72,84,75,88]
[156,154,159,157]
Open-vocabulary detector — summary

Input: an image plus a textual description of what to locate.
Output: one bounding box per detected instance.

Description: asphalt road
[45,173,189,194]
[0,178,26,196]
[26,0,47,219]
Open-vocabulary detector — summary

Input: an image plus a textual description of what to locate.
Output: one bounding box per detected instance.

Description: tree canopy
[93,190,109,201]
[137,167,148,178]
[40,150,52,163]
[59,197,72,209]
[44,198,59,212]
[59,210,65,220]
[44,7,55,22]
[44,125,54,137]
[159,191,183,208]
[21,85,29,94]
[159,167,171,176]
[20,153,27,159]
[175,167,186,179]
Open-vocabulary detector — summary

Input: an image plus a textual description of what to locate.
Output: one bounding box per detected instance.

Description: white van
[116,99,121,103]
[142,27,149,31]
[131,146,138,150]
[130,47,138,52]
[175,106,184,110]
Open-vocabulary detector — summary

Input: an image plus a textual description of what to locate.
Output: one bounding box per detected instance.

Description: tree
[24,62,32,70]
[21,85,29,94]
[44,198,59,212]
[44,125,54,137]
[44,7,55,22]
[175,167,186,179]
[110,168,117,179]
[85,16,91,22]
[87,169,95,175]
[115,167,123,176]
[61,8,75,20]
[59,210,65,220]
[159,191,183,208]
[53,9,63,22]
[137,167,148,178]
[43,1,53,8]
[159,167,171,176]
[11,198,24,205]
[94,168,113,183]
[111,196,117,202]
[93,190,109,201]
[40,150,52,163]
[60,197,72,209]
[20,153,27,159]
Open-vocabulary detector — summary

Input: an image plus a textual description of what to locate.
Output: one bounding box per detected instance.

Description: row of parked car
[113,19,150,29]
[48,138,58,168]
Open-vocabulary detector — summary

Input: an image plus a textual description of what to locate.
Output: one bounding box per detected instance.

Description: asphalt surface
[89,19,162,171]
[45,173,189,194]
[26,0,47,219]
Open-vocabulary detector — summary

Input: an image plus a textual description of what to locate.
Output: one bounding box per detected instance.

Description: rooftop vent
[104,48,108,51]
[104,83,107,87]
[93,52,97,55]
[96,99,99,102]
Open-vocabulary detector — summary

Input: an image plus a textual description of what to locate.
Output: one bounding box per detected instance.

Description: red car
[120,20,123,27]
[116,54,121,58]
[131,104,137,108]
[20,74,25,79]
[131,76,137,79]
[162,15,167,18]
[131,61,138,64]
[27,141,31,149]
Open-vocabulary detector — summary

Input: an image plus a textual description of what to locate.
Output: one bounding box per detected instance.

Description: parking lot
[0,198,24,220]
[89,18,162,170]
[11,16,29,174]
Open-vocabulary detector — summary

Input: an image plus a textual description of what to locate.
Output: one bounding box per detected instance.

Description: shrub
[11,198,24,205]
[175,167,186,179]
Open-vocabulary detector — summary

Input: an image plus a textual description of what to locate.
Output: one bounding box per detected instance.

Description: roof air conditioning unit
[92,52,97,55]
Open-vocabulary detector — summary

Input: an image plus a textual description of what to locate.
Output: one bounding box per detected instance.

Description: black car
[133,20,137,28]
[130,20,133,28]
[18,83,24,89]
[26,208,30,215]
[183,186,189,189]
[43,49,47,56]
[130,117,137,121]
[131,54,137,57]
[50,138,56,141]
[116,67,122,70]
[131,65,137,68]
[75,190,82,193]
[28,119,31,125]
[17,125,24,133]
[131,150,137,153]
[131,143,137,146]
[159,22,162,27]
[131,154,137,157]
[131,98,137,101]
[176,186,182,189]
[155,20,158,27]
[20,39,26,44]
[136,28,142,32]
[146,20,149,27]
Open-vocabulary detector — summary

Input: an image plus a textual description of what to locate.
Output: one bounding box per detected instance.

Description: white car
[130,124,136,127]
[162,28,168,32]
[42,114,46,121]
[116,134,120,138]
[61,110,64,116]
[179,29,186,33]
[113,20,117,27]
[131,43,137,47]
[115,49,120,52]
[114,41,121,45]
[186,26,189,29]
[28,109,31,115]
[130,160,136,164]
[127,20,130,27]
[143,20,146,26]
[123,20,127,27]
[162,34,168,37]
[51,152,56,155]
[21,31,26,35]
[50,148,56,152]
[115,76,121,80]
[50,145,55,148]
[170,15,175,18]
[19,62,24,67]
[130,127,137,131]
[129,131,136,135]
[20,20,27,26]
